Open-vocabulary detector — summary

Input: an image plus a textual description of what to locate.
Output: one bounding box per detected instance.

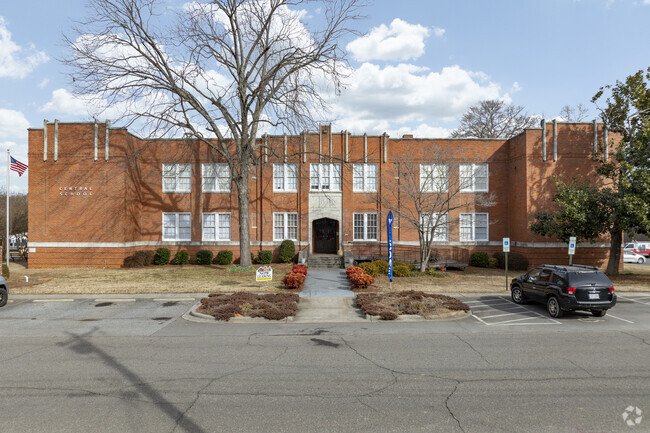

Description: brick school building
[27,120,617,268]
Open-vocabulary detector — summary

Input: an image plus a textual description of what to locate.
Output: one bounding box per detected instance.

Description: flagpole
[6,148,9,267]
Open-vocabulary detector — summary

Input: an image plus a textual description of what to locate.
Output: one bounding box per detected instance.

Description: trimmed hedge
[470,252,489,267]
[154,248,171,265]
[283,271,306,290]
[173,250,190,265]
[373,260,389,275]
[493,251,530,271]
[359,261,379,277]
[278,239,295,263]
[393,264,411,277]
[216,250,234,265]
[195,250,214,265]
[257,250,273,264]
[346,266,375,289]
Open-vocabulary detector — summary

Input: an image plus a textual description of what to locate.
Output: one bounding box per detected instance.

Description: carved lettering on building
[59,186,93,197]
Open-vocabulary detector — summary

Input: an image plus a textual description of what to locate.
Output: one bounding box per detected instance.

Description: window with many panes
[273,164,298,192]
[202,163,231,193]
[202,213,231,241]
[273,213,298,240]
[353,164,378,192]
[459,213,488,241]
[163,163,191,193]
[353,213,378,241]
[420,163,449,193]
[459,163,488,192]
[162,213,191,241]
[310,163,341,191]
[421,213,449,242]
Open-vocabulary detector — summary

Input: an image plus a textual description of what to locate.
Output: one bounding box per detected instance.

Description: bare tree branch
[450,99,537,139]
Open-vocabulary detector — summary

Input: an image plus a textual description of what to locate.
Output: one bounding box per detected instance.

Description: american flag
[10,156,28,176]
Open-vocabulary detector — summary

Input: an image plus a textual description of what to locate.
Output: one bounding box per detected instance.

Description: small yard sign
[502,237,510,253]
[256,266,273,282]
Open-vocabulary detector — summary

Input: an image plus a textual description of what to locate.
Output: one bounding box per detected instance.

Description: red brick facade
[27,121,619,268]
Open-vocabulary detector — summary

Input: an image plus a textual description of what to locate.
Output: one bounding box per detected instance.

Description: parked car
[510,264,616,318]
[624,251,646,264]
[624,242,650,257]
[0,276,8,307]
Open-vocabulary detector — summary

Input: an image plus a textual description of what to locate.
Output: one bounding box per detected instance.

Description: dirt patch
[356,290,470,320]
[197,292,300,321]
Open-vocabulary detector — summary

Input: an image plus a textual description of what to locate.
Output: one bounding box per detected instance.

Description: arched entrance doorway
[312,218,339,254]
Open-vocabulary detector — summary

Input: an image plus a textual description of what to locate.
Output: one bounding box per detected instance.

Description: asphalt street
[0,293,649,433]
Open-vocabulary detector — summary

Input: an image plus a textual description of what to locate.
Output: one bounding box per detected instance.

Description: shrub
[257,250,273,264]
[278,239,296,263]
[470,252,490,267]
[123,254,144,268]
[283,271,306,290]
[2,263,9,279]
[359,261,379,276]
[488,257,498,268]
[194,250,214,265]
[493,251,530,271]
[373,260,389,275]
[136,250,155,266]
[173,250,190,265]
[154,248,171,265]
[394,260,415,271]
[393,264,411,277]
[291,264,308,275]
[216,250,233,265]
[345,266,375,289]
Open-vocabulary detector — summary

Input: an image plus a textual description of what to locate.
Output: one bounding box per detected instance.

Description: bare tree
[0,191,28,243]
[64,0,364,266]
[450,99,537,139]
[381,143,495,272]
[559,104,589,122]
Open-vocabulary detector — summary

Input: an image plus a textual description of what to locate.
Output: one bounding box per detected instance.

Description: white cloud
[432,27,445,37]
[37,78,49,88]
[346,19,431,62]
[40,89,93,117]
[0,16,49,78]
[0,108,29,141]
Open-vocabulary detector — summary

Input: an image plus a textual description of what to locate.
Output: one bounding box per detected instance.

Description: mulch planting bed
[356,290,470,320]
[197,292,300,321]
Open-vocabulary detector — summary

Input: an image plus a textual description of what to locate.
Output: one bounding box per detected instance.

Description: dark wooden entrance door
[313,218,338,254]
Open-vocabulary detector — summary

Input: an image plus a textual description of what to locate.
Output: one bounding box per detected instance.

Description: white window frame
[459,213,489,241]
[202,212,231,241]
[459,163,489,192]
[202,163,231,193]
[421,213,449,242]
[310,163,341,191]
[353,213,378,241]
[162,163,191,193]
[273,212,298,241]
[420,163,449,193]
[273,163,298,192]
[162,212,191,241]
[353,163,378,192]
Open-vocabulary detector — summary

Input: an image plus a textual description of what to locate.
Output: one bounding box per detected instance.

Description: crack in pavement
[620,330,650,347]
[454,334,490,365]
[444,382,465,433]
[565,359,595,378]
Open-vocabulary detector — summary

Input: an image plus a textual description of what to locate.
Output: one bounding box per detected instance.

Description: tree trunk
[235,164,252,267]
[605,228,622,276]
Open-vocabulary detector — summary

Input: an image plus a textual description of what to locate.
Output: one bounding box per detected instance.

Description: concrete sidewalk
[299,269,354,298]
[294,269,366,322]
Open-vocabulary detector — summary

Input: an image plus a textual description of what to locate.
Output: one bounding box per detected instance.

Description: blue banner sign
[387,211,394,283]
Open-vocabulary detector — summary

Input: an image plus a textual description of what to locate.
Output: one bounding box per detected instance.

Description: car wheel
[638,258,645,264]
[547,296,563,318]
[0,287,7,307]
[511,286,525,304]
[591,309,606,317]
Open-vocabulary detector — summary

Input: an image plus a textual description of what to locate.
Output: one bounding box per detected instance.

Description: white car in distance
[624,251,646,264]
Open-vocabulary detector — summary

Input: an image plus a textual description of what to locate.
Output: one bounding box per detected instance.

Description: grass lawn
[5,261,649,295]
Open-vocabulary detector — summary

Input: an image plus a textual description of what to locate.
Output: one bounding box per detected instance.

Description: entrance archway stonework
[308,192,342,253]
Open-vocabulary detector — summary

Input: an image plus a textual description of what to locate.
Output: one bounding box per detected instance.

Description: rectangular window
[460,163,489,192]
[310,163,341,191]
[353,163,378,192]
[202,213,231,241]
[162,212,191,241]
[202,163,231,192]
[459,213,489,241]
[162,163,191,193]
[421,213,449,242]
[420,163,449,193]
[273,213,298,241]
[273,163,298,192]
[353,213,378,241]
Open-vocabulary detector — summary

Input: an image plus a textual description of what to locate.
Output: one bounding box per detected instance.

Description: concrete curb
[365,310,472,322]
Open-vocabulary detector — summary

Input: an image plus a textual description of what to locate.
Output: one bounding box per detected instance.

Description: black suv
[0,275,7,307]
[510,264,616,318]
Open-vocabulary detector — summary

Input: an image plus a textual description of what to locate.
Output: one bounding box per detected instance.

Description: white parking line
[607,314,634,324]
[32,299,75,303]
[481,312,519,319]
[618,295,650,305]
[94,298,136,303]
[152,297,195,302]
[469,297,561,326]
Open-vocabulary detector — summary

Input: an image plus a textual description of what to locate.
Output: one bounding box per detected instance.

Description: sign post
[503,238,510,292]
[387,211,394,290]
[568,236,576,265]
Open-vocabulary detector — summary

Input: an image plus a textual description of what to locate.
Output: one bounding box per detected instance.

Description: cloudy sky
[1,0,649,192]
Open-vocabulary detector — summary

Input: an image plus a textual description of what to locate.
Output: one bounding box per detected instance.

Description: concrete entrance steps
[307,254,343,269]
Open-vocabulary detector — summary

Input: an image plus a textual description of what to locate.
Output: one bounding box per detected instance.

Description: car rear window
[566,271,612,286]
